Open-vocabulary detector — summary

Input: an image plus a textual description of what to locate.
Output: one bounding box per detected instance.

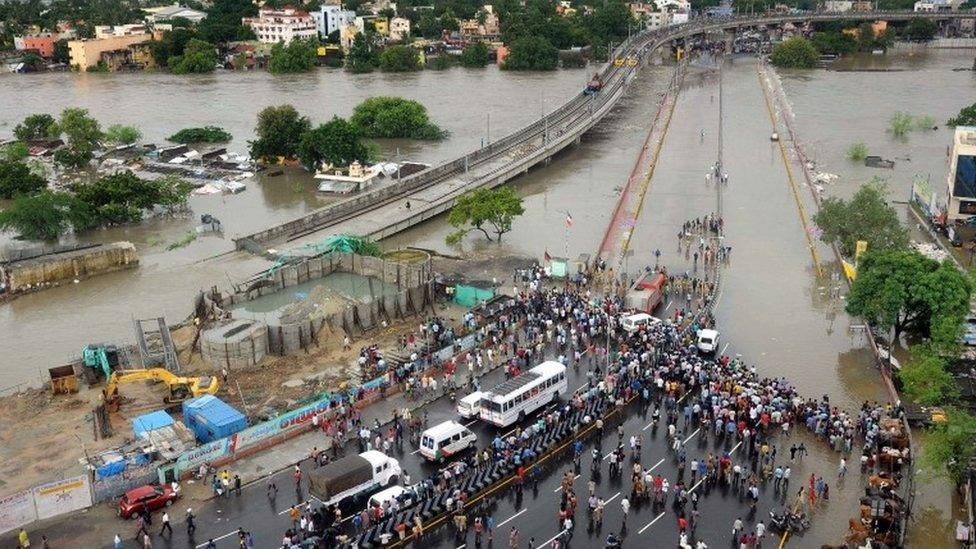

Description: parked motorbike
[769,509,810,534]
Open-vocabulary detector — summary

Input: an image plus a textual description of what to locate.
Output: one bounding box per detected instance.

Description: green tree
[0,160,46,198]
[346,32,379,73]
[297,116,370,171]
[73,172,190,225]
[169,38,218,74]
[770,37,819,69]
[2,142,30,162]
[428,54,455,70]
[923,408,976,484]
[889,111,914,138]
[104,124,142,145]
[151,27,197,67]
[351,96,446,140]
[0,190,94,240]
[55,108,102,168]
[502,35,558,71]
[53,39,69,64]
[948,103,976,127]
[904,18,938,41]
[459,41,489,68]
[899,344,957,406]
[857,22,875,50]
[268,38,318,73]
[810,32,857,55]
[447,186,525,244]
[812,180,908,257]
[13,113,59,141]
[379,44,421,72]
[197,0,257,44]
[249,105,311,160]
[846,249,972,342]
[167,126,233,143]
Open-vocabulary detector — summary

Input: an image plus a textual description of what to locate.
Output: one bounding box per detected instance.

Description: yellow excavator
[102,368,219,411]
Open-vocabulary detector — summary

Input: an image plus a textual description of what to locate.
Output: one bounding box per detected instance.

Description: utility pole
[716,55,724,217]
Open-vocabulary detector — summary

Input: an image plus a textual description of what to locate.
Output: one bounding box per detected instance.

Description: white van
[697,329,720,354]
[621,313,661,333]
[457,391,484,419]
[420,420,477,462]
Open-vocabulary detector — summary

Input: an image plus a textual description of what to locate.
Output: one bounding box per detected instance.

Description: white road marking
[463,420,478,427]
[576,382,588,392]
[457,545,466,549]
[411,449,422,455]
[496,508,527,527]
[720,342,730,355]
[683,427,701,444]
[540,529,569,548]
[689,476,706,493]
[641,420,654,432]
[638,511,666,534]
[553,474,581,493]
[649,458,665,471]
[196,530,238,547]
[605,491,621,504]
[731,440,743,453]
[664,300,672,310]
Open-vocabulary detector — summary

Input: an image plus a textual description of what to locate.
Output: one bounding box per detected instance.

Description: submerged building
[945,126,976,220]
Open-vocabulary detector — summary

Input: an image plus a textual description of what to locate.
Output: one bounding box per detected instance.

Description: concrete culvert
[200,319,268,370]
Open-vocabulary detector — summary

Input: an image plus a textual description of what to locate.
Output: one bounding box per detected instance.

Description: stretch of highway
[233,10,972,257]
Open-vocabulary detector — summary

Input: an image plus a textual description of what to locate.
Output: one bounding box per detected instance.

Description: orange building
[18,32,59,58]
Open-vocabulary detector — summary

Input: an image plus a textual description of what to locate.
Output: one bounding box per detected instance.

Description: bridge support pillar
[724,28,735,53]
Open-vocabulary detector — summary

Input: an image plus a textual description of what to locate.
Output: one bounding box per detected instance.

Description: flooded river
[0,47,972,547]
[0,66,588,389]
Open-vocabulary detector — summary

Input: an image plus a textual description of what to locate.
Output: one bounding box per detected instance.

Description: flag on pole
[565,212,573,228]
[544,250,552,263]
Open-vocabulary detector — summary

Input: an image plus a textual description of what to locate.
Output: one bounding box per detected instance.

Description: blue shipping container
[182,395,247,443]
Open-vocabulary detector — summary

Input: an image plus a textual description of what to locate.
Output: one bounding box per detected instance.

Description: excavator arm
[102,368,219,409]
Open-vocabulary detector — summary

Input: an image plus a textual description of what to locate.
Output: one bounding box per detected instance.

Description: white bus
[479,361,568,427]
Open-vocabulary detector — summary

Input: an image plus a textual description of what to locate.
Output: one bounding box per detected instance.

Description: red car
[118,484,178,519]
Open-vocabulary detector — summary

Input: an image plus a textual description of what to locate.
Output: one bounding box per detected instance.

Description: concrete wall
[206,252,433,356]
[1,241,138,293]
[200,319,269,371]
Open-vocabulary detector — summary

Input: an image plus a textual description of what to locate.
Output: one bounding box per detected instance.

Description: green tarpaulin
[453,285,494,307]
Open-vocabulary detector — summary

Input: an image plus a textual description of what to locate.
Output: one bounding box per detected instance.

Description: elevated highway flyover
[233,9,973,255]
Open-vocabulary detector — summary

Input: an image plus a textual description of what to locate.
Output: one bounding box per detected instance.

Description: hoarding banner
[0,490,36,536]
[31,475,91,520]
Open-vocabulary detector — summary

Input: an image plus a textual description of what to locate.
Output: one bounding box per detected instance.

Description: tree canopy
[169,38,218,74]
[346,33,379,73]
[54,108,102,169]
[948,103,976,127]
[846,249,972,342]
[351,97,447,140]
[0,160,46,198]
[379,45,422,72]
[72,172,191,225]
[0,190,94,241]
[770,37,819,69]
[13,113,59,142]
[249,105,312,160]
[502,35,558,71]
[268,38,318,74]
[446,186,525,244]
[103,124,142,145]
[167,126,233,144]
[459,41,489,68]
[812,180,909,257]
[297,117,370,171]
[898,344,958,406]
[923,408,976,484]
[903,18,938,41]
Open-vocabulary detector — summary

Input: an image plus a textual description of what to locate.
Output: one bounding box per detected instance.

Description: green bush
[268,38,317,74]
[104,124,142,145]
[502,36,558,71]
[459,42,489,68]
[379,45,422,72]
[948,103,976,127]
[351,97,447,140]
[167,126,233,144]
[889,111,914,138]
[770,37,819,69]
[0,160,46,198]
[847,142,867,162]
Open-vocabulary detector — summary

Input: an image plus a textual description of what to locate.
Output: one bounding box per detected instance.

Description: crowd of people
[248,244,907,548]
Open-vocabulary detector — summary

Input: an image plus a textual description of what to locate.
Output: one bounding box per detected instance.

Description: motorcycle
[605,534,622,548]
[768,509,810,534]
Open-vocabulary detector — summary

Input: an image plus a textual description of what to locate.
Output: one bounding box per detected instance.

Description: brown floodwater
[0,48,970,547]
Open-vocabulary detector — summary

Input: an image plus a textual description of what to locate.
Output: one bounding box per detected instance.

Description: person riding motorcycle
[605,533,621,548]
